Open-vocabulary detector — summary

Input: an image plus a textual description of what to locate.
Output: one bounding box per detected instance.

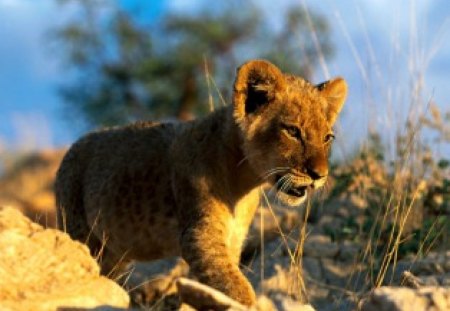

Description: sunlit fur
[234,60,347,207]
[55,60,347,306]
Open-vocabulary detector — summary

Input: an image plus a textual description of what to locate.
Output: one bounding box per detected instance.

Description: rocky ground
[124,205,450,310]
[0,149,448,310]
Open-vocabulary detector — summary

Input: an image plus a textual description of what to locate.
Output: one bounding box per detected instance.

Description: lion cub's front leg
[179,201,256,306]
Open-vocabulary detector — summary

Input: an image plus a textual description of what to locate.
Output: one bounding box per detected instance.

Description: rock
[401,271,423,289]
[316,215,344,238]
[275,298,315,311]
[303,234,339,258]
[260,264,294,295]
[444,254,450,271]
[0,207,129,311]
[246,237,293,291]
[280,210,300,232]
[302,257,322,280]
[127,257,189,305]
[253,295,277,311]
[441,274,450,286]
[305,284,329,301]
[386,253,450,286]
[177,278,313,311]
[245,206,300,260]
[338,241,360,262]
[176,277,247,311]
[419,276,440,286]
[361,286,450,311]
[349,193,367,209]
[321,259,354,287]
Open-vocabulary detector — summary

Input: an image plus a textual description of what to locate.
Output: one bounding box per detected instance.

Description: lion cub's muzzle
[274,173,327,207]
[274,174,309,206]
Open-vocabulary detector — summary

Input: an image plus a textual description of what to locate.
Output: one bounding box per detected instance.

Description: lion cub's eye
[324,133,335,144]
[283,125,302,141]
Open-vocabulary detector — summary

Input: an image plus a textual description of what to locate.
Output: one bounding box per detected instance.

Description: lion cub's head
[233,60,347,206]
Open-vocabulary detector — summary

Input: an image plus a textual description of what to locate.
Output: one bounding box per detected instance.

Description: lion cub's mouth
[275,174,309,196]
[280,184,307,197]
[274,174,310,206]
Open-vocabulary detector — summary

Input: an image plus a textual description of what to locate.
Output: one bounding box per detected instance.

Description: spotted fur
[55,60,347,306]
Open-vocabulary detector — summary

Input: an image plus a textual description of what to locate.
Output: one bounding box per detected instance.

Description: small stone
[441,274,450,286]
[338,241,360,262]
[419,276,440,286]
[335,206,350,218]
[280,210,300,231]
[278,299,315,311]
[270,295,316,311]
[128,257,189,304]
[253,295,277,311]
[261,264,292,294]
[443,259,450,272]
[401,271,422,289]
[388,262,413,285]
[411,259,443,275]
[321,258,353,287]
[317,215,344,236]
[305,283,329,300]
[349,194,367,209]
[177,278,247,311]
[302,256,322,280]
[303,234,339,258]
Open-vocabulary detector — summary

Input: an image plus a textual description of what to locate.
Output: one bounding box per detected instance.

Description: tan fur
[55,60,347,306]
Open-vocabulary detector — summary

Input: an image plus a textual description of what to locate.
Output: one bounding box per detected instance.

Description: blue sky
[0,0,448,158]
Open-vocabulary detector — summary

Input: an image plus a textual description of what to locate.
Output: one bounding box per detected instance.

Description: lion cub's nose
[306,165,328,180]
[305,155,328,180]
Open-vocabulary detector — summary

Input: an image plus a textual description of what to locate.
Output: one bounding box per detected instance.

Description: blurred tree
[53,0,333,126]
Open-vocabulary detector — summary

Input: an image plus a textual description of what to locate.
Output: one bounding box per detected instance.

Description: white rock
[0,207,129,311]
[361,286,450,311]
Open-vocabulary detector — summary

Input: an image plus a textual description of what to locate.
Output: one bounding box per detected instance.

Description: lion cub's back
[82,121,178,185]
[73,121,182,258]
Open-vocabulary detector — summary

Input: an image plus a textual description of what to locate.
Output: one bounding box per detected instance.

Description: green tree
[53,0,333,126]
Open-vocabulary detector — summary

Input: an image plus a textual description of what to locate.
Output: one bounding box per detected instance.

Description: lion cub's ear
[316,77,348,125]
[233,60,286,122]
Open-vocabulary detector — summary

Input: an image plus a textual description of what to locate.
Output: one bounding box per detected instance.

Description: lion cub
[55,60,347,306]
